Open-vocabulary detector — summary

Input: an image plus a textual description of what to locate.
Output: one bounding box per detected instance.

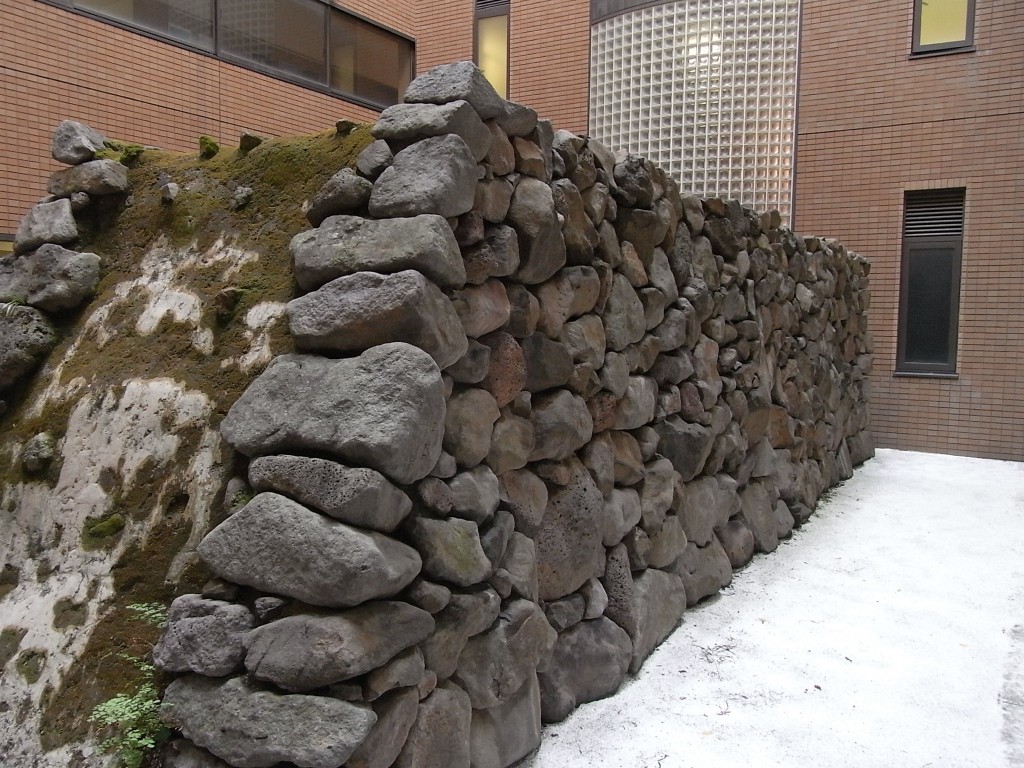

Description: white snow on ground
[523,449,1024,768]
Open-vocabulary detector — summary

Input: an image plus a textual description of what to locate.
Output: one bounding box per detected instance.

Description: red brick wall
[415,0,475,73]
[414,0,591,134]
[509,0,590,135]
[3,0,594,238]
[0,0,412,236]
[795,0,1024,460]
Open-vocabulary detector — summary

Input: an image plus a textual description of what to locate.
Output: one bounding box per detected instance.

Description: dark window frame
[911,0,976,56]
[896,190,965,376]
[37,0,415,111]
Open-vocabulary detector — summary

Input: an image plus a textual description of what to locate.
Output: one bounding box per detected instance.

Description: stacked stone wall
[1,62,873,768]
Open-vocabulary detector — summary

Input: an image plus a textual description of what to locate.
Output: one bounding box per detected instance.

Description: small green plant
[88,607,170,767]
[88,658,169,768]
[1,298,27,318]
[126,603,167,627]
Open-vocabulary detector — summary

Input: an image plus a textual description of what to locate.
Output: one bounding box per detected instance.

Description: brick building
[4,0,1021,459]
[0,0,590,250]
[794,0,1024,460]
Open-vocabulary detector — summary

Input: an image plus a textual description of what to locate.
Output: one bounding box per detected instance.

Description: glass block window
[590,0,800,222]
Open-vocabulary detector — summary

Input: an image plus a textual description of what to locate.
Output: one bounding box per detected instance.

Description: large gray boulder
[629,568,687,672]
[470,673,543,768]
[48,159,129,197]
[287,270,468,369]
[676,474,739,546]
[197,493,422,608]
[521,332,574,393]
[508,177,567,284]
[654,416,715,482]
[161,675,376,768]
[672,539,733,606]
[739,481,780,553]
[528,390,593,462]
[305,168,373,226]
[403,60,506,120]
[462,225,520,284]
[51,120,105,164]
[14,199,78,254]
[248,455,412,533]
[0,305,57,389]
[421,589,501,680]
[290,214,465,291]
[152,595,255,677]
[444,387,501,468]
[347,688,420,768]
[373,100,492,161]
[242,602,434,691]
[0,244,100,312]
[535,458,605,601]
[405,517,492,587]
[393,684,473,768]
[369,135,478,219]
[537,617,632,723]
[612,376,657,430]
[452,599,556,708]
[601,274,646,351]
[220,344,445,484]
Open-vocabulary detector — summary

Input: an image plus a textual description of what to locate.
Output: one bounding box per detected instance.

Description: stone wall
[152,62,873,768]
[0,62,872,768]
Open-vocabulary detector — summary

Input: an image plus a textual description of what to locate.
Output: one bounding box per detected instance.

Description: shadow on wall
[0,61,872,768]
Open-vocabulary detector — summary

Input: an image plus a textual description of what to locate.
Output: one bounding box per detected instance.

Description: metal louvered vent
[904,189,965,238]
[476,0,509,10]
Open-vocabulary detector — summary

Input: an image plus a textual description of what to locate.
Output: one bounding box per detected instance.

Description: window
[896,189,965,375]
[219,0,325,84]
[47,0,414,108]
[475,0,509,99]
[913,0,975,54]
[77,0,214,50]
[331,12,414,107]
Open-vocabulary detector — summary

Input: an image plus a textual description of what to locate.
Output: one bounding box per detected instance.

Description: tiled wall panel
[590,0,799,220]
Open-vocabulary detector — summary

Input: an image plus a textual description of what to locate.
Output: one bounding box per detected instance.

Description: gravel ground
[521,449,1024,768]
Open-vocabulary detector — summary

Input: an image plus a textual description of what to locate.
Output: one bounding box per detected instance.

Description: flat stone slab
[243,602,434,691]
[162,675,376,768]
[198,492,422,608]
[248,455,412,532]
[220,343,445,484]
[290,214,465,291]
[287,270,468,369]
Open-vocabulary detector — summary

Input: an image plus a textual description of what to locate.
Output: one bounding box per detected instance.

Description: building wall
[0,0,415,238]
[509,0,591,135]
[414,0,591,135]
[795,0,1024,460]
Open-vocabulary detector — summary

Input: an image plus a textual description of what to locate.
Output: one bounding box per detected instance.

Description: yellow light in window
[477,14,509,99]
[919,0,969,46]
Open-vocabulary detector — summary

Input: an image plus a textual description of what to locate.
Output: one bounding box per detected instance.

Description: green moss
[0,565,20,600]
[53,599,89,630]
[97,140,145,166]
[198,135,220,159]
[16,649,46,684]
[0,627,28,668]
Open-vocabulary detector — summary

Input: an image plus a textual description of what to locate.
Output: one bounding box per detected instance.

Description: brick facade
[794,0,1024,460]
[3,0,591,239]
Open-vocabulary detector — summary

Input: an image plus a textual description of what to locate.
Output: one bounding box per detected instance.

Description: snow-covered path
[523,449,1024,768]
